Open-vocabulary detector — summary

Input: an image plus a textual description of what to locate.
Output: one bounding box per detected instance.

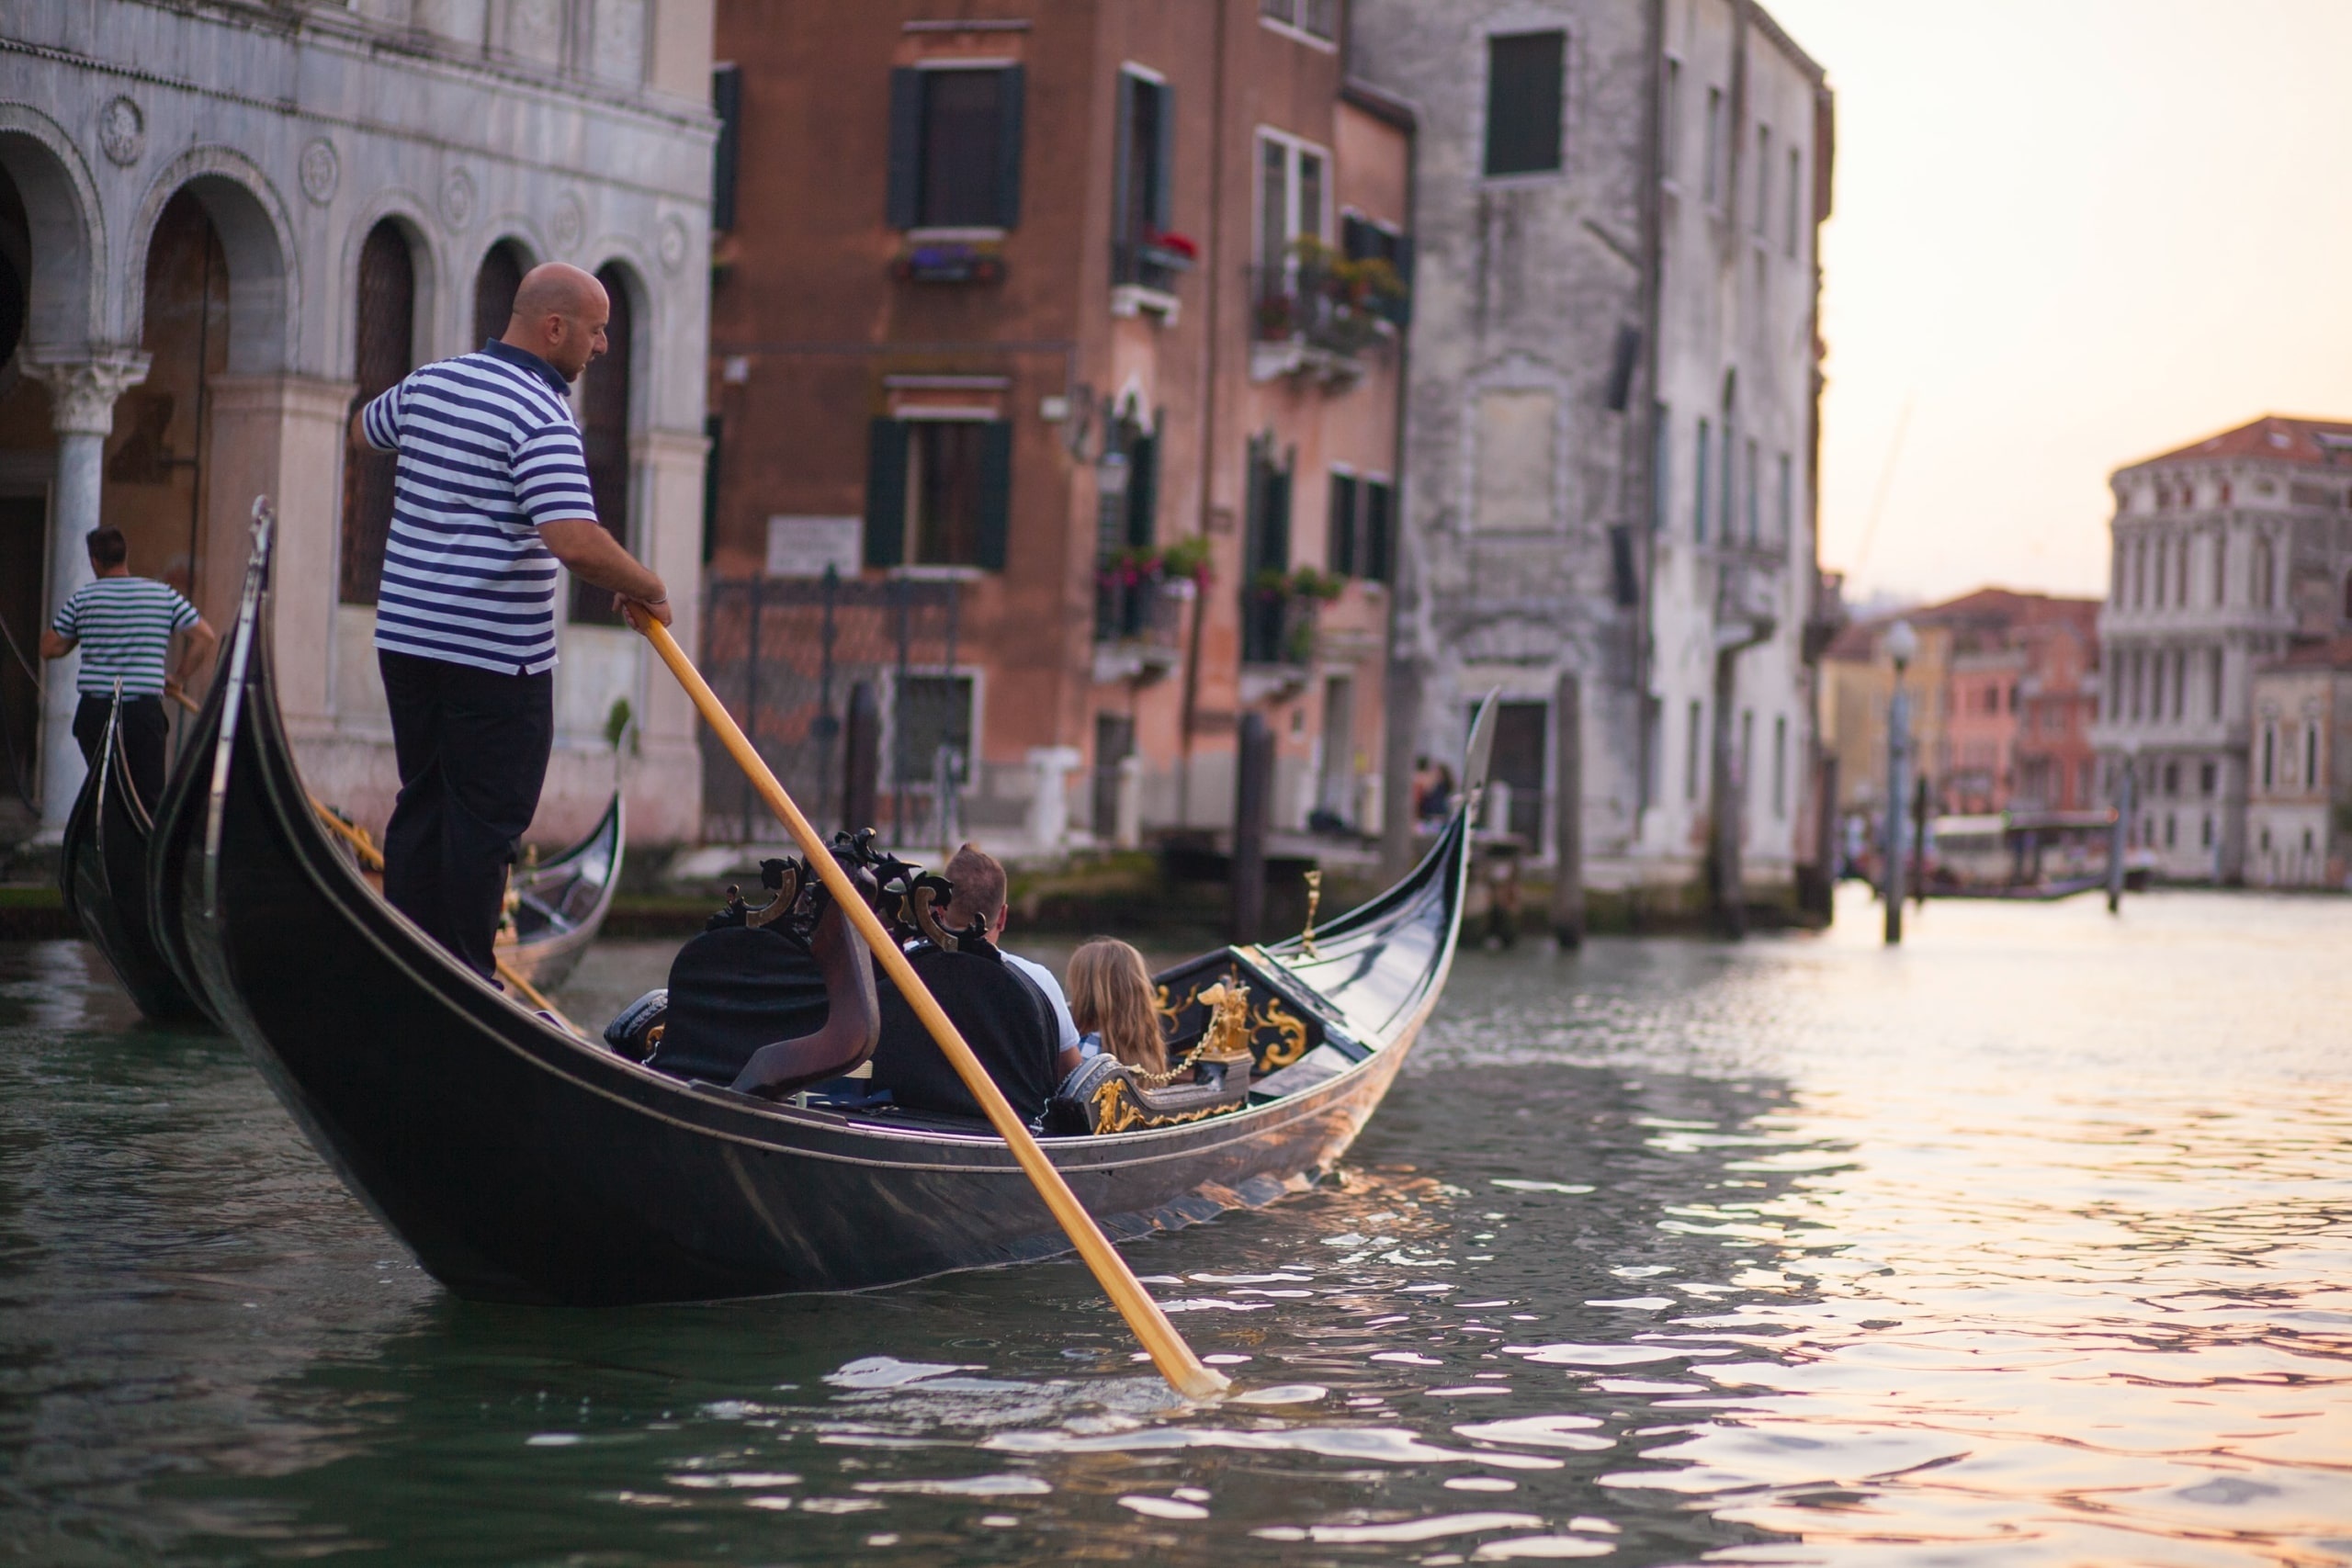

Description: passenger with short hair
[40,525,218,810]
[867,843,1062,1122]
[1065,937,1169,1076]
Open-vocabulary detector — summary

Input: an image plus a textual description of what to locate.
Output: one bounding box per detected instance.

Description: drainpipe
[1178,0,1231,828]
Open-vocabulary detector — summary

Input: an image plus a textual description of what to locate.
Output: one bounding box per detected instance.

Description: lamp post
[1883,619,1917,945]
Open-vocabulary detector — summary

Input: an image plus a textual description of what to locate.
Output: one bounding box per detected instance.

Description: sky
[1765,0,2352,609]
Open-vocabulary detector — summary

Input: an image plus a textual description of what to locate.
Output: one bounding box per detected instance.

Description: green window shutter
[1365,479,1395,583]
[1151,81,1175,232]
[976,421,1013,570]
[865,418,909,568]
[886,68,922,229]
[1113,72,1136,243]
[1329,471,1359,575]
[994,66,1025,228]
[1264,458,1293,570]
[1125,432,1158,548]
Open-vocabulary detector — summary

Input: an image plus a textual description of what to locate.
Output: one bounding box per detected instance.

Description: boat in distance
[156,519,1478,1307]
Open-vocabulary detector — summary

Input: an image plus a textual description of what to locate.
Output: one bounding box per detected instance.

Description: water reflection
[0,888,2347,1564]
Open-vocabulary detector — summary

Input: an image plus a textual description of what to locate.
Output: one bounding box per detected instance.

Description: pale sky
[1767,0,2352,608]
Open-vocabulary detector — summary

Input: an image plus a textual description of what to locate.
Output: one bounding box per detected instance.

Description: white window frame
[1258,0,1339,51]
[1255,127,1333,270]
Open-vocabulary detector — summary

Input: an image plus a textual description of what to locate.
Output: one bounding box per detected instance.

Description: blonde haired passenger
[1065,938,1169,1076]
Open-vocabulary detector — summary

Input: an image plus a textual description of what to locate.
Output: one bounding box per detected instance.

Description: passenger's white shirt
[1002,951,1080,1054]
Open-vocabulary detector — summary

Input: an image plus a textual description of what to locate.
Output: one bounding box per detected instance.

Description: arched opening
[571,261,638,626]
[0,156,51,806]
[2341,569,2352,623]
[471,239,529,347]
[111,188,228,598]
[340,220,418,606]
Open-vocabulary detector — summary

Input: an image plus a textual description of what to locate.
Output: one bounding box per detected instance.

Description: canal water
[2,886,2346,1565]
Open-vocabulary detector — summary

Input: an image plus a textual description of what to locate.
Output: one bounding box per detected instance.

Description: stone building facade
[702,0,1407,853]
[1,1,715,848]
[2245,637,2352,889]
[1351,0,1835,910]
[2093,414,2352,883]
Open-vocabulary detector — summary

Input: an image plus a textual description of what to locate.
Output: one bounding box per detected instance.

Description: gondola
[495,790,623,991]
[59,690,209,1022]
[155,519,1479,1307]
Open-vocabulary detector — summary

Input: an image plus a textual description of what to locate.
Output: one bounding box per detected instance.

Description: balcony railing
[1248,263,1403,361]
[1241,585,1317,668]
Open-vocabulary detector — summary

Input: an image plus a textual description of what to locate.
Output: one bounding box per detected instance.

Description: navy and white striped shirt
[51,576,199,698]
[360,341,598,674]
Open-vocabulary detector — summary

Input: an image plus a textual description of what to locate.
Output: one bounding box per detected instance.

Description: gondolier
[353,261,670,981]
[38,525,218,811]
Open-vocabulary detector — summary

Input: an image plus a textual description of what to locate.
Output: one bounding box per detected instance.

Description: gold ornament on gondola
[1301,868,1322,958]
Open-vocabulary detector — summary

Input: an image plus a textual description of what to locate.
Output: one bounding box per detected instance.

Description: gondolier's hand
[164,678,185,704]
[617,592,673,627]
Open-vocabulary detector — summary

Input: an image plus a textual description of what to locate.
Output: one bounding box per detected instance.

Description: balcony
[1239,570,1343,697]
[1092,574,1192,684]
[1247,248,1406,385]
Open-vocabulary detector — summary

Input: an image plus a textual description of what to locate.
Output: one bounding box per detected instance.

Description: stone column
[633,425,713,845]
[21,348,151,834]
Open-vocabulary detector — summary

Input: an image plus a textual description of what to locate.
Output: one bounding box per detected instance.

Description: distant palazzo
[2093,414,2352,883]
[0,1,717,845]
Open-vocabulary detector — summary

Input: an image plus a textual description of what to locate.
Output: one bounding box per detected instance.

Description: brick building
[702,1,1409,851]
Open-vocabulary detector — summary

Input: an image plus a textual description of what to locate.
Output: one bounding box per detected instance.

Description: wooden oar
[166,688,578,1027]
[633,613,1229,1401]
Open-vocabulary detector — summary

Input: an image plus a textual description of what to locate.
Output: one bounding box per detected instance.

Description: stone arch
[582,250,657,427]
[568,254,648,626]
[467,231,543,347]
[0,106,107,351]
[127,149,299,373]
[333,196,438,376]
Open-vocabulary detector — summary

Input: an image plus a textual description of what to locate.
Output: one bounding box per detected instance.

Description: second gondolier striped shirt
[359,340,599,675]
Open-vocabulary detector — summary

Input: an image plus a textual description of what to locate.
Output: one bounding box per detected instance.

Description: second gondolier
[353,261,670,982]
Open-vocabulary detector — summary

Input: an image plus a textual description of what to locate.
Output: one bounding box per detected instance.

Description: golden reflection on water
[1,886,2347,1564]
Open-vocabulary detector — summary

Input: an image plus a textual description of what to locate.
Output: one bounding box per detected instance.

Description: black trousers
[379,651,554,981]
[73,694,168,816]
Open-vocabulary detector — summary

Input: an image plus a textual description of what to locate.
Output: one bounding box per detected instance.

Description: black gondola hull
[168,523,1470,1306]
[59,699,208,1023]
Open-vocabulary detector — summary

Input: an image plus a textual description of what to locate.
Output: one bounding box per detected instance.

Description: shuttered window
[1485,31,1566,177]
[1363,479,1394,584]
[1328,470,1360,576]
[886,66,1026,230]
[864,419,1013,570]
[711,63,742,232]
[1114,72,1173,245]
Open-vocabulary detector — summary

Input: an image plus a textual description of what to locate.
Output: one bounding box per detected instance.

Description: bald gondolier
[353,261,670,981]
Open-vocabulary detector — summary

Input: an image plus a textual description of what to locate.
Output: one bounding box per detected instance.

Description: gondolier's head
[85,525,128,572]
[502,262,609,383]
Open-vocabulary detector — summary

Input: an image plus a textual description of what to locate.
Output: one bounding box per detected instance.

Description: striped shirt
[51,575,199,698]
[360,341,597,675]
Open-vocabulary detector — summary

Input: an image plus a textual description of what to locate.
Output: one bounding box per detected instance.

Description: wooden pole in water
[635,614,1228,1401]
[1550,671,1584,947]
[1231,710,1272,942]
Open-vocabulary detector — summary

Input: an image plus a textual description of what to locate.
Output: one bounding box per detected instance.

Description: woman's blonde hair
[1066,938,1167,1074]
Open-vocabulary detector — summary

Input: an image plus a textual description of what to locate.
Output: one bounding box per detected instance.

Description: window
[1242,435,1295,663]
[340,220,414,606]
[571,264,635,624]
[2213,533,2225,604]
[1693,417,1710,540]
[887,65,1025,231]
[2173,652,2186,721]
[1258,130,1328,269]
[2164,761,2179,795]
[472,239,526,345]
[1662,57,1682,183]
[1744,437,1759,544]
[2132,539,2146,606]
[893,672,974,789]
[1485,31,1566,177]
[1328,469,1360,576]
[1652,402,1671,532]
[1771,713,1787,817]
[1703,87,1724,204]
[1785,147,1801,255]
[1754,127,1770,234]
[2154,537,2167,605]
[711,63,741,231]
[1114,70,1175,286]
[863,417,1013,570]
[2201,814,2213,848]
[2308,721,2322,789]
[1261,0,1336,41]
[2260,725,2275,790]
[1685,698,1704,802]
[2252,535,2274,607]
[2177,536,2191,606]
[1776,451,1792,545]
[2200,759,2217,795]
[2210,648,2223,717]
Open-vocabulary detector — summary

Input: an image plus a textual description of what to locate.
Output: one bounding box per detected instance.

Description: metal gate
[699,572,965,845]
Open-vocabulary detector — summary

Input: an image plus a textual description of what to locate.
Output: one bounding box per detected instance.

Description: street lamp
[1883,619,1917,945]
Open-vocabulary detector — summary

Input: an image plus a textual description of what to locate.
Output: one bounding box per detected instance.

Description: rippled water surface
[3,886,2348,1565]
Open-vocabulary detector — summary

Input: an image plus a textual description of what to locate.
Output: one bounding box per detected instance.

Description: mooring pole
[1550,671,1585,947]
[1911,773,1930,908]
[1232,710,1272,942]
[1882,620,1917,946]
[2107,757,2134,914]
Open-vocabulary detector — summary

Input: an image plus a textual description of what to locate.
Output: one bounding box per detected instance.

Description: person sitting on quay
[39,525,218,812]
[1065,937,1170,1077]
[867,843,1065,1122]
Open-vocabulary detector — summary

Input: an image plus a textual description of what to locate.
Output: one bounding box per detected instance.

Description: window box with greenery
[891,240,1005,285]
[1242,565,1343,669]
[1249,238,1408,381]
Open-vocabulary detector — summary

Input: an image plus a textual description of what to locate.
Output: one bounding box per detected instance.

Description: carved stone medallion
[439,166,476,230]
[98,96,144,166]
[299,140,340,206]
